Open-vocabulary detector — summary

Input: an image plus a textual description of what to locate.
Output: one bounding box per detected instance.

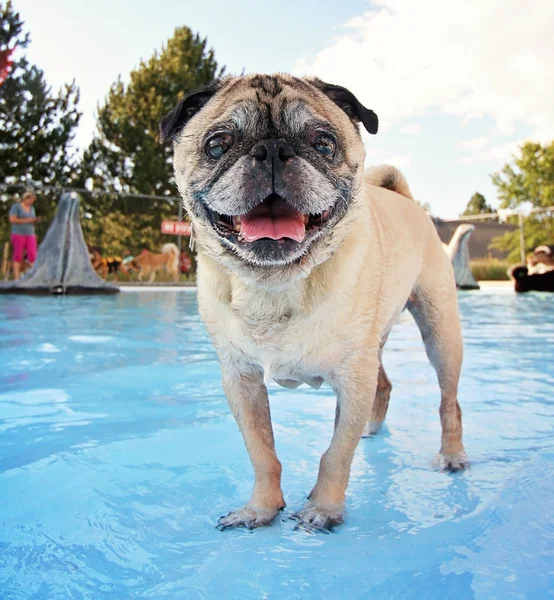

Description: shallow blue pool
[0,288,553,599]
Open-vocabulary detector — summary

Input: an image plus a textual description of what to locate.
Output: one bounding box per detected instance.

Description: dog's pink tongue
[241,199,306,243]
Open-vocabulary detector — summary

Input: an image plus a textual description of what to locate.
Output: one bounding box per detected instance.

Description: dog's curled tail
[365,165,413,200]
[162,242,180,256]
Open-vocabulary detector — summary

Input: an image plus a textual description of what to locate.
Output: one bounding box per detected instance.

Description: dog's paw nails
[216,506,280,531]
[434,451,469,472]
[291,501,343,533]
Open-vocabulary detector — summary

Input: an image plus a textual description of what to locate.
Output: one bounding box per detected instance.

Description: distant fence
[435,219,516,260]
[438,206,554,263]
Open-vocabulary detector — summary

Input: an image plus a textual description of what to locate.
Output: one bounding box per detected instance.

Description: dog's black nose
[250,139,296,162]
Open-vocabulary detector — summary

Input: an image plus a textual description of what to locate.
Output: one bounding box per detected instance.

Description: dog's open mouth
[210,194,333,244]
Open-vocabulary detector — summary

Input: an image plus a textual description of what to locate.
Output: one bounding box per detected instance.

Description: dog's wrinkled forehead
[220,96,328,141]
[230,75,334,133]
[160,74,378,144]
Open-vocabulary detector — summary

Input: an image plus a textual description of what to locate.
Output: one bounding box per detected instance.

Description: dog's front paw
[434,450,470,472]
[216,505,281,531]
[291,501,344,533]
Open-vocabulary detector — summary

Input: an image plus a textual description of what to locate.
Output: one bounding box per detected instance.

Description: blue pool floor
[0,289,553,599]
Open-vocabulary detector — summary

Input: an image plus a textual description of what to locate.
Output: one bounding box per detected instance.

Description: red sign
[161,220,191,236]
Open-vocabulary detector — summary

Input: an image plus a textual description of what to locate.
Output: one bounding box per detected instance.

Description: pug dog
[161,74,468,531]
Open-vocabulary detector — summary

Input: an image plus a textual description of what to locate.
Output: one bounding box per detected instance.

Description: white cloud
[380,155,412,167]
[457,136,490,153]
[458,141,522,165]
[400,124,421,135]
[296,0,554,139]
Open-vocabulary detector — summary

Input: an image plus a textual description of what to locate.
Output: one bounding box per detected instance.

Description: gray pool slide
[0,192,119,295]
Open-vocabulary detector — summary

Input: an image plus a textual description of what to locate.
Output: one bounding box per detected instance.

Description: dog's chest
[228,290,327,387]
[239,305,293,344]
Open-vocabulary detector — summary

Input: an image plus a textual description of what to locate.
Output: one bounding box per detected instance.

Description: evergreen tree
[80,26,223,256]
[490,141,554,262]
[0,1,81,244]
[83,26,223,196]
[0,1,81,189]
[461,192,492,216]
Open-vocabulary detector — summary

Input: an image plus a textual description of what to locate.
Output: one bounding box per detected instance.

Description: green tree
[83,26,223,196]
[80,26,223,255]
[0,1,81,242]
[461,192,492,216]
[490,141,554,262]
[0,1,80,186]
[79,192,179,256]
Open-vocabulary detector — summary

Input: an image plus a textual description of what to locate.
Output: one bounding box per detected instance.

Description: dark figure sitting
[509,245,554,292]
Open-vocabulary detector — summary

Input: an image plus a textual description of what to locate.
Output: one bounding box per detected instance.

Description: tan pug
[161,74,468,531]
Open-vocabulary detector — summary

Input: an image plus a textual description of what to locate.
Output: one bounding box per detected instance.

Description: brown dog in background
[131,243,180,282]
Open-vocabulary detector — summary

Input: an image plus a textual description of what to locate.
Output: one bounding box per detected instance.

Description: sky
[15,0,554,217]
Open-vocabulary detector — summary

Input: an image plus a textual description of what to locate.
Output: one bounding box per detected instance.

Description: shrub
[470,259,510,281]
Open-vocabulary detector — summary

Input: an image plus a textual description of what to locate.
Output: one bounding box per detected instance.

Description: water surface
[0,289,553,599]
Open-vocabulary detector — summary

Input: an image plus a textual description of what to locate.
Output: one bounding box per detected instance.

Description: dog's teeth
[303,214,309,224]
[233,216,242,231]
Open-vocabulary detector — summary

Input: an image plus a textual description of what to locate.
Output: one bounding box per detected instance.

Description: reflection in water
[0,289,553,599]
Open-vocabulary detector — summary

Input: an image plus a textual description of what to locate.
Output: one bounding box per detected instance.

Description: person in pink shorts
[9,191,41,280]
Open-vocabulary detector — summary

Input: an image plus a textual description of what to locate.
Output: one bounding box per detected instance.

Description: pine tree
[0,1,81,189]
[79,26,223,256]
[461,192,492,217]
[0,1,81,244]
[83,26,224,196]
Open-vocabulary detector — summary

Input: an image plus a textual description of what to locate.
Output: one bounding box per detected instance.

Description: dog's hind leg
[364,360,392,436]
[362,334,392,436]
[335,340,392,438]
[408,257,469,471]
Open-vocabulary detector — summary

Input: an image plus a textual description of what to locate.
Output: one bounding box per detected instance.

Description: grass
[470,259,511,281]
[103,270,195,284]
[115,261,513,284]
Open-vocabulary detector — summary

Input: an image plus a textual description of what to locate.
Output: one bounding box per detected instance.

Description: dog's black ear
[160,81,221,143]
[311,79,378,135]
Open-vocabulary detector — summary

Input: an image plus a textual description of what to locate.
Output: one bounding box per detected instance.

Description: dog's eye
[205,133,234,159]
[312,134,336,158]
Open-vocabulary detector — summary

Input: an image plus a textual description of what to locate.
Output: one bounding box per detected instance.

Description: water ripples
[0,289,553,598]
